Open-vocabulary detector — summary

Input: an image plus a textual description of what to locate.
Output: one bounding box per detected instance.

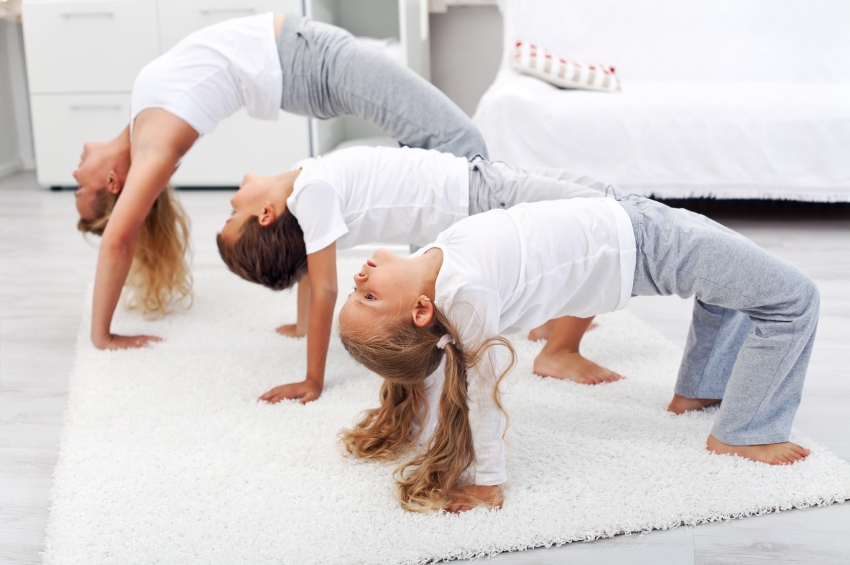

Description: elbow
[312,281,337,303]
[319,284,338,300]
[101,230,135,261]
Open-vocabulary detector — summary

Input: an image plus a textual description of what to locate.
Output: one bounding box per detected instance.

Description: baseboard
[619,183,850,203]
[0,160,22,179]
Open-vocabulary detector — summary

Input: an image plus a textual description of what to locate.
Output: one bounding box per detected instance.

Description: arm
[261,243,338,404]
[439,292,509,511]
[444,353,508,512]
[446,340,507,511]
[91,110,197,349]
[275,273,311,337]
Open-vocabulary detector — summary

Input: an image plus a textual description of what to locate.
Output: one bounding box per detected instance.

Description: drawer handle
[199,7,256,15]
[69,104,122,111]
[60,12,115,19]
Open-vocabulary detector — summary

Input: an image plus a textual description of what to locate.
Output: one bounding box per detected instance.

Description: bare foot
[667,394,721,414]
[707,434,810,465]
[528,319,555,342]
[533,350,622,384]
[276,323,305,338]
[528,319,598,342]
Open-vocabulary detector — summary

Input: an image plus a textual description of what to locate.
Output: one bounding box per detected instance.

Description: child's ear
[258,202,278,227]
[412,295,434,328]
[105,171,122,195]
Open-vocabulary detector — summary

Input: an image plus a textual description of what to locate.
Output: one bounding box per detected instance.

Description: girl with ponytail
[340,195,819,512]
[338,242,518,513]
[341,291,514,512]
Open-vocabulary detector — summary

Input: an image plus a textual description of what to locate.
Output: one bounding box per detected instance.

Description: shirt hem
[304,226,348,255]
[602,198,637,311]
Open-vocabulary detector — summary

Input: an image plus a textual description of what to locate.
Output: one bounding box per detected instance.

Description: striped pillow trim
[512,41,621,92]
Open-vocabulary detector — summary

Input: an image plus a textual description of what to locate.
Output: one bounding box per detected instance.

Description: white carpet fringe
[43,261,850,564]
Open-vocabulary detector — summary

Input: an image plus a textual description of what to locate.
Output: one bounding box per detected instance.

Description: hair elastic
[436,334,454,349]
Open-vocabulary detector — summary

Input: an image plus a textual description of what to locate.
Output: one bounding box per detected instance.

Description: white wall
[428,4,502,117]
[0,19,35,179]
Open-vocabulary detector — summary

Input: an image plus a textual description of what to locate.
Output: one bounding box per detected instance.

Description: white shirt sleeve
[449,287,508,486]
[286,180,349,254]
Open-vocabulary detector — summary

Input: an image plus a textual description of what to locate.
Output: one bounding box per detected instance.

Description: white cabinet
[157,0,301,51]
[23,1,159,93]
[171,109,310,185]
[29,93,132,184]
[22,0,430,186]
[22,0,310,187]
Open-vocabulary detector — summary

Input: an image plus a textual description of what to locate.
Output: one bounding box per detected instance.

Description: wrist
[91,332,111,348]
[304,375,324,388]
[91,336,112,349]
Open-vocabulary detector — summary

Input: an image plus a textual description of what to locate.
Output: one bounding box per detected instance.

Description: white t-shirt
[130,13,282,136]
[413,198,637,485]
[286,146,470,253]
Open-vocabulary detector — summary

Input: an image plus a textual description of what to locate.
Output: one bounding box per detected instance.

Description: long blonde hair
[77,185,192,316]
[340,306,515,512]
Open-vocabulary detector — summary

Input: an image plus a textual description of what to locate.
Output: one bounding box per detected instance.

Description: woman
[74,12,486,350]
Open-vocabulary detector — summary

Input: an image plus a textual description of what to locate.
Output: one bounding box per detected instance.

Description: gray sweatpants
[277,14,487,159]
[467,157,618,214]
[410,158,612,253]
[617,195,819,446]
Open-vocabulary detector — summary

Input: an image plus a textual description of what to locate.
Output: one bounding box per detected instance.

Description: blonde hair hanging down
[340,306,515,512]
[77,184,193,317]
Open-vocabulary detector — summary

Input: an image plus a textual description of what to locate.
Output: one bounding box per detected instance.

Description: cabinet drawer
[30,95,307,187]
[157,0,301,51]
[30,93,131,187]
[171,109,310,186]
[22,1,159,94]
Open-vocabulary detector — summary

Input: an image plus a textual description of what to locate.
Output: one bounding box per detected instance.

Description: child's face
[340,248,422,334]
[219,173,281,244]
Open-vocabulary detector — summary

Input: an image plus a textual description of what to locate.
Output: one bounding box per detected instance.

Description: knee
[804,275,820,315]
[466,131,489,160]
[791,271,820,321]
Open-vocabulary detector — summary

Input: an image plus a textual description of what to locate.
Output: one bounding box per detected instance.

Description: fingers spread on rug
[259,379,322,404]
[97,333,163,350]
[444,485,503,514]
[275,323,306,338]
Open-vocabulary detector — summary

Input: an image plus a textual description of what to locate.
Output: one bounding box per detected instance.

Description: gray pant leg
[278,15,487,159]
[620,195,820,445]
[467,158,609,214]
[520,166,626,196]
[676,300,752,399]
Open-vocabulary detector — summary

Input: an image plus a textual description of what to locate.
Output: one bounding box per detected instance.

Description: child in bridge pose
[338,195,818,512]
[217,145,615,404]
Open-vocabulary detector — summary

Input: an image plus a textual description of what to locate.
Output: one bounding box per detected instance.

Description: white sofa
[473,0,850,201]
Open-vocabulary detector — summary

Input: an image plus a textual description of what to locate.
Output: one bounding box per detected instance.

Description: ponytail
[78,184,192,317]
[340,306,515,511]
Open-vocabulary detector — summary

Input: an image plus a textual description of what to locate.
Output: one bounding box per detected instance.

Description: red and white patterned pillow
[512,41,621,92]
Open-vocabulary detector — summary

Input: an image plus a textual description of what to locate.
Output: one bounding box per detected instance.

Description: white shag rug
[45,258,850,564]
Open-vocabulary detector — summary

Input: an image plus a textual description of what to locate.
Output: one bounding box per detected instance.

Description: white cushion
[474,70,850,201]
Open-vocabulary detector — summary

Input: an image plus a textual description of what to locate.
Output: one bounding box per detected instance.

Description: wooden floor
[1,171,848,564]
